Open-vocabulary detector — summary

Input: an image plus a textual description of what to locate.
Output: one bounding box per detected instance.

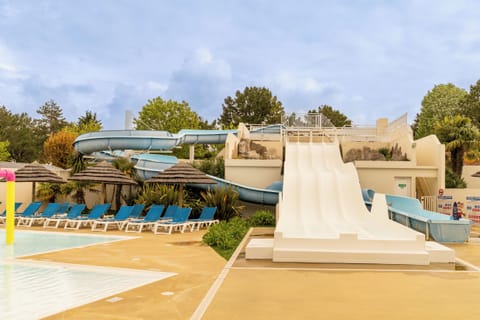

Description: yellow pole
[1,169,16,245]
[6,180,15,245]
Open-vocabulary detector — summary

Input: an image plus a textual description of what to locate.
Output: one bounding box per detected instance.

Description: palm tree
[61,153,97,204]
[435,115,479,177]
[112,157,141,208]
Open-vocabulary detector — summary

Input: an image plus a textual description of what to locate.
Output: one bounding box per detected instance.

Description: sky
[1,0,480,130]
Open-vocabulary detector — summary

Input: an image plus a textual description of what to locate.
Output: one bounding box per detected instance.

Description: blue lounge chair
[129,203,146,219]
[91,205,134,232]
[187,207,218,231]
[17,202,61,227]
[0,202,22,225]
[124,204,165,233]
[158,205,178,221]
[64,203,111,230]
[14,201,42,224]
[153,207,192,234]
[43,204,86,228]
[56,202,72,215]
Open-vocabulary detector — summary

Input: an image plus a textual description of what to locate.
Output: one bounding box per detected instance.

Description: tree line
[0,86,350,167]
[3,80,479,188]
[412,79,480,186]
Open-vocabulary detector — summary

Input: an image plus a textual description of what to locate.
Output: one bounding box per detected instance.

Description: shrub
[445,167,466,188]
[377,147,391,160]
[248,210,275,227]
[194,157,225,178]
[202,217,249,259]
[201,185,244,221]
[136,184,183,207]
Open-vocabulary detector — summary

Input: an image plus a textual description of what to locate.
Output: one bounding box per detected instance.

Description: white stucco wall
[225,159,283,189]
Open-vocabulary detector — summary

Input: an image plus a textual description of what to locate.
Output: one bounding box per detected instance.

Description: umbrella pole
[102,184,106,204]
[179,184,184,207]
[32,182,36,202]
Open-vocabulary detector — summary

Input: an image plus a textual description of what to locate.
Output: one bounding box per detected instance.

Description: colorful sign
[437,195,453,215]
[466,196,480,224]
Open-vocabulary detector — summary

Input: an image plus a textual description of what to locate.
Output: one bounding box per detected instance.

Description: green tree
[434,115,479,177]
[218,86,285,127]
[112,157,140,209]
[460,79,480,126]
[0,141,10,160]
[134,97,213,158]
[134,97,202,133]
[413,84,467,139]
[309,105,352,127]
[36,100,68,135]
[0,106,42,162]
[77,110,103,133]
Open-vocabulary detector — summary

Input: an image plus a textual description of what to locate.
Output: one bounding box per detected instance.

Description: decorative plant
[193,157,225,178]
[202,217,249,259]
[36,182,62,202]
[200,185,244,221]
[248,210,275,227]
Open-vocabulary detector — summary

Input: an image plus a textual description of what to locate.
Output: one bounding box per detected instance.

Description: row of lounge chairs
[0,201,218,234]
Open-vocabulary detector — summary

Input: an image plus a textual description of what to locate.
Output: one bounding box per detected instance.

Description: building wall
[355,161,439,198]
[462,165,480,189]
[415,135,445,191]
[225,159,283,189]
[0,182,33,212]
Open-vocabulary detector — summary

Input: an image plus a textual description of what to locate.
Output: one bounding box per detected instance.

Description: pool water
[0,229,176,319]
[0,229,127,258]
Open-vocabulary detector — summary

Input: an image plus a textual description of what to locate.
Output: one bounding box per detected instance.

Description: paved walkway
[8,225,480,319]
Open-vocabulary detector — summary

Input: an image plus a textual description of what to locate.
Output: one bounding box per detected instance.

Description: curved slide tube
[131,154,279,205]
[73,128,280,205]
[73,129,237,154]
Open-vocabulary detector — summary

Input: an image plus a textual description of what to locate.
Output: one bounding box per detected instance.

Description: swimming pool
[0,229,129,258]
[0,229,176,319]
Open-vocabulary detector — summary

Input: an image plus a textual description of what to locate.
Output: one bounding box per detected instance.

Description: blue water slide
[130,154,280,205]
[386,194,471,242]
[131,154,179,180]
[193,175,280,205]
[73,128,281,205]
[73,129,237,154]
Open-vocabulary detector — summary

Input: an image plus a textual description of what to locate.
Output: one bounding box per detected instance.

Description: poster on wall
[437,195,453,215]
[466,196,480,224]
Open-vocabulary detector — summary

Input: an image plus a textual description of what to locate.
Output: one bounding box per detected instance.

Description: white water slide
[247,141,454,265]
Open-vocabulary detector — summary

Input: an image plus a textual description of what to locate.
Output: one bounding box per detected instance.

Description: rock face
[238,139,270,159]
[343,143,407,162]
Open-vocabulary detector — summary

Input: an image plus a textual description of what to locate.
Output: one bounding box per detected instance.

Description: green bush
[193,157,225,178]
[136,184,182,207]
[202,217,249,259]
[201,185,244,221]
[445,167,466,188]
[377,147,391,160]
[248,210,275,227]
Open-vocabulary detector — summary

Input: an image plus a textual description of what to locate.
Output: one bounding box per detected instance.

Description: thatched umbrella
[13,161,66,201]
[68,161,137,203]
[145,162,217,206]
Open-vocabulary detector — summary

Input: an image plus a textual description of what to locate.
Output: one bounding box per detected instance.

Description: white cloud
[146,81,168,92]
[164,48,233,120]
[0,43,26,79]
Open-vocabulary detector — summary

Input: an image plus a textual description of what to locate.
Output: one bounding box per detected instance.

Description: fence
[421,195,437,212]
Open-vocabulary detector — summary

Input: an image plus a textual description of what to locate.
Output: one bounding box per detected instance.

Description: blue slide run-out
[74,129,280,205]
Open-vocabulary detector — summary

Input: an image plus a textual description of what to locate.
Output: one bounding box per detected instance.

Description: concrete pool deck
[4,225,480,319]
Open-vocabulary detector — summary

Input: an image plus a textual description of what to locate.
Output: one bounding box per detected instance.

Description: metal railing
[421,195,437,212]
